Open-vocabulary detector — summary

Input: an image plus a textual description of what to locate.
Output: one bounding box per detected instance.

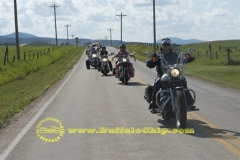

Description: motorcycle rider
[112,44,134,77]
[146,38,196,112]
[98,46,113,71]
[89,47,97,58]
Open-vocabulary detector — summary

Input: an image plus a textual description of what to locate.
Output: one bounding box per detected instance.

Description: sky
[0,0,240,42]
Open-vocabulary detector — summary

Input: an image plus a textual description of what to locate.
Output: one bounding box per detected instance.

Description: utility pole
[107,28,114,46]
[153,0,156,54]
[104,36,108,46]
[71,35,75,45]
[49,3,60,46]
[116,12,127,44]
[64,24,71,44]
[14,0,20,60]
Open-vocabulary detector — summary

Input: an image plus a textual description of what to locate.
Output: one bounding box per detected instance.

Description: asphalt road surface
[0,47,239,160]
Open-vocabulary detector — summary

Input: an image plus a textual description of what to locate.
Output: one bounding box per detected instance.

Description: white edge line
[0,51,85,160]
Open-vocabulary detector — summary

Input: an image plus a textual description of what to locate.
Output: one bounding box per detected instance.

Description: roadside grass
[0,46,66,85]
[124,40,240,90]
[0,46,84,127]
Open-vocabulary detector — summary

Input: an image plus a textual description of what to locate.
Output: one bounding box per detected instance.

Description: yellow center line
[131,75,240,158]
[189,112,240,146]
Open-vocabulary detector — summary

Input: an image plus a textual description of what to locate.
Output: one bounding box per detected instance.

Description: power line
[107,28,114,46]
[33,1,51,13]
[64,24,71,44]
[49,4,60,46]
[116,11,127,44]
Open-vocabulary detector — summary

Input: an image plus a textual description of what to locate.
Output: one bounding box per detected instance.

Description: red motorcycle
[112,54,135,85]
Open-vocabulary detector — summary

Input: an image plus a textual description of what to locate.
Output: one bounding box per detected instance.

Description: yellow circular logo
[36,117,64,143]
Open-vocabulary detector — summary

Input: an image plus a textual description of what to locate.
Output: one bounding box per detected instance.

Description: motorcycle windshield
[176,52,187,73]
[119,55,129,62]
[160,52,187,74]
[102,54,108,59]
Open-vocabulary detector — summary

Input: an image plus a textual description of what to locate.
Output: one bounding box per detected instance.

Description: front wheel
[86,60,90,69]
[175,90,187,129]
[103,65,107,76]
[124,67,128,85]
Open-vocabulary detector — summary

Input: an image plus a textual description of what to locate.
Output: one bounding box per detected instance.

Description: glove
[185,53,195,63]
[146,59,156,68]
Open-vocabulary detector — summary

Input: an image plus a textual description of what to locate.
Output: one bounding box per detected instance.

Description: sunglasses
[162,43,170,46]
[162,38,171,41]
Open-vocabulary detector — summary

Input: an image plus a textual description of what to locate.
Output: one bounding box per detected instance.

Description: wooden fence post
[13,55,15,63]
[226,48,231,64]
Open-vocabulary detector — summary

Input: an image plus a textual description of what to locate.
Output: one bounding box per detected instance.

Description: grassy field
[125,40,240,90]
[0,46,84,127]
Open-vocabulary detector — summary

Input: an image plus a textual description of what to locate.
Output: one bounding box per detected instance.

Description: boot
[149,102,158,110]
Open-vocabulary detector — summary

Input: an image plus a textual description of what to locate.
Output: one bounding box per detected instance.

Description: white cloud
[218,1,230,6]
[0,0,239,42]
[206,1,212,8]
[211,8,232,16]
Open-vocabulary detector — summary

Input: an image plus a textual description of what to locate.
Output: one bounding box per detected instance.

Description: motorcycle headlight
[92,54,96,58]
[123,58,127,62]
[170,69,180,77]
[102,58,107,62]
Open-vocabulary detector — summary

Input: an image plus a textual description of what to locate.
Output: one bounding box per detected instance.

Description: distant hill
[25,41,54,46]
[4,32,37,38]
[1,32,205,46]
[157,37,205,45]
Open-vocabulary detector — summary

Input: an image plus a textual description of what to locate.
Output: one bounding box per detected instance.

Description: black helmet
[120,44,126,49]
[102,46,106,49]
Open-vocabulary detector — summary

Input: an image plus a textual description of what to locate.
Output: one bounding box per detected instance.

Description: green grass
[0,46,66,85]
[124,40,240,90]
[0,46,84,127]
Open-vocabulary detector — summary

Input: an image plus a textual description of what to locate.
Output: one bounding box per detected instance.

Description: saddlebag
[144,85,154,103]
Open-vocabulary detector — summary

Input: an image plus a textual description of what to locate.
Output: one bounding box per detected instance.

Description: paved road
[0,47,239,160]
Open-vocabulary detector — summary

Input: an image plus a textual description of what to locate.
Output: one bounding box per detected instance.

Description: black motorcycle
[86,52,100,69]
[100,55,110,76]
[144,52,199,129]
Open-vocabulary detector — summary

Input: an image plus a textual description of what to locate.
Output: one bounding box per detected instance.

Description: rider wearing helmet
[98,46,113,71]
[112,44,134,77]
[146,38,196,112]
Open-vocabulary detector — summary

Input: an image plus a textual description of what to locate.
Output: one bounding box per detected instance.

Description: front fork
[156,87,196,112]
[119,66,134,78]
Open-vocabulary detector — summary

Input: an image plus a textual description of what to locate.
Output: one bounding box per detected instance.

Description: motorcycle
[100,55,110,76]
[112,55,135,85]
[144,52,199,129]
[86,51,100,69]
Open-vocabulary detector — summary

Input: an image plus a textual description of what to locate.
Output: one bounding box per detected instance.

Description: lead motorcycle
[144,52,199,129]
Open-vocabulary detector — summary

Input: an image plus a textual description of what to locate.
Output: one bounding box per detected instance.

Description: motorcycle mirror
[145,51,152,57]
